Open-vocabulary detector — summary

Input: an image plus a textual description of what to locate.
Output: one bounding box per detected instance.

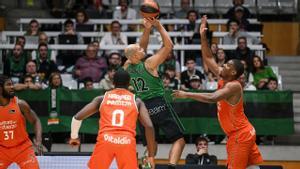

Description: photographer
[185,136,218,165]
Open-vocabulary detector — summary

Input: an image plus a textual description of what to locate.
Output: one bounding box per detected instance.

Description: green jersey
[127,62,164,100]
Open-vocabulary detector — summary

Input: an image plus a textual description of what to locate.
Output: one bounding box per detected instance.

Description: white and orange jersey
[217,80,254,136]
[97,88,139,139]
[0,97,30,148]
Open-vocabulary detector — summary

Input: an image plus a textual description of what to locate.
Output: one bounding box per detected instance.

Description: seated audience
[82,77,94,90]
[231,36,255,72]
[107,52,123,68]
[74,43,107,82]
[113,0,137,31]
[165,65,180,90]
[189,75,204,90]
[181,58,205,90]
[86,0,111,19]
[162,73,172,90]
[174,0,192,19]
[228,6,250,31]
[186,136,218,165]
[24,19,40,36]
[100,20,127,55]
[48,72,68,89]
[266,77,279,91]
[252,55,277,90]
[223,19,259,45]
[14,74,42,91]
[3,43,28,83]
[238,73,256,91]
[225,0,251,19]
[33,43,58,82]
[99,66,117,90]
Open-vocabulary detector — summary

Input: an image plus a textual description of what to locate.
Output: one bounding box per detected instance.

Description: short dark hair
[64,19,74,26]
[38,42,48,50]
[187,10,198,19]
[75,9,89,23]
[110,20,121,28]
[195,136,209,146]
[268,77,278,84]
[0,75,10,88]
[109,52,121,59]
[29,19,39,26]
[83,77,93,84]
[237,36,247,43]
[113,69,130,88]
[231,59,244,79]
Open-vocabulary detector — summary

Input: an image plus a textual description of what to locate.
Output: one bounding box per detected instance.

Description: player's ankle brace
[168,164,176,169]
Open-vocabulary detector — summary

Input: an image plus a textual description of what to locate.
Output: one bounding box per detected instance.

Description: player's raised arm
[18,99,43,154]
[173,82,240,103]
[200,15,221,77]
[139,18,154,52]
[145,18,174,70]
[70,96,103,145]
[137,98,155,169]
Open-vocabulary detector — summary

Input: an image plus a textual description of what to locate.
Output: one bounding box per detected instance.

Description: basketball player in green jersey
[123,18,185,169]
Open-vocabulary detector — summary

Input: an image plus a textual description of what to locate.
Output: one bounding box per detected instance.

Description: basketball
[140,0,160,18]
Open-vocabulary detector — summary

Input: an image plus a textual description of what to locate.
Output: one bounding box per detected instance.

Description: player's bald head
[124,44,139,59]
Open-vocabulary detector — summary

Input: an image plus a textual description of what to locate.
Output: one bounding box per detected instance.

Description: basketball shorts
[88,133,137,169]
[226,129,263,169]
[139,96,185,145]
[0,141,39,169]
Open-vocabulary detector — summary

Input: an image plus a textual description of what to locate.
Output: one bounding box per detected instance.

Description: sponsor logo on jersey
[103,134,131,144]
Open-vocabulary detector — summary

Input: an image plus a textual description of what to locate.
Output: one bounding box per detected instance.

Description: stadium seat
[214,0,233,14]
[156,0,173,14]
[243,0,257,14]
[257,0,279,14]
[194,0,215,14]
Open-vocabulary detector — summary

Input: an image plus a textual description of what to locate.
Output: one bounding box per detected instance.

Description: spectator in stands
[75,9,93,43]
[180,58,205,90]
[25,61,41,84]
[14,74,42,91]
[3,43,27,83]
[210,42,218,59]
[223,19,259,45]
[178,10,199,33]
[189,75,204,90]
[113,0,137,31]
[57,19,84,67]
[16,36,26,48]
[229,6,250,31]
[100,20,127,55]
[158,52,180,78]
[225,0,251,20]
[174,0,192,19]
[86,0,111,19]
[83,77,94,90]
[107,52,123,68]
[216,48,227,67]
[165,65,180,90]
[240,60,254,85]
[185,136,218,165]
[252,55,277,90]
[91,40,104,57]
[24,19,40,36]
[162,73,172,90]
[238,72,256,91]
[74,43,107,82]
[33,43,58,81]
[266,77,278,91]
[231,36,255,72]
[61,19,84,44]
[48,72,68,89]
[32,33,56,62]
[99,66,117,90]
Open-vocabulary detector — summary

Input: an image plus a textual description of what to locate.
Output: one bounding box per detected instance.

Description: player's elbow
[208,95,219,103]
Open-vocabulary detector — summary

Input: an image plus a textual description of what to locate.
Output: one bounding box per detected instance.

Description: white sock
[247,165,260,169]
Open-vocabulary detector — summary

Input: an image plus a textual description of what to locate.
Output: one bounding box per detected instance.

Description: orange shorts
[0,141,39,169]
[226,129,263,169]
[88,133,137,169]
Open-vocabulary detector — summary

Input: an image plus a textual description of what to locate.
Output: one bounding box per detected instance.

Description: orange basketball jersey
[0,97,30,148]
[217,80,254,136]
[97,88,139,140]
